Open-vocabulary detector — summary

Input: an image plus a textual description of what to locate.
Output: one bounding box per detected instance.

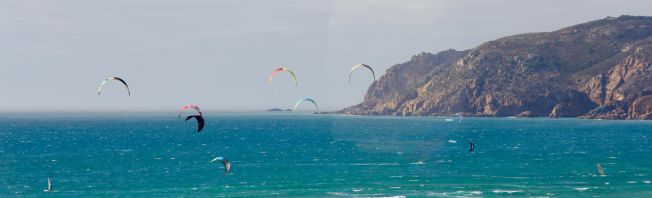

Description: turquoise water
[1,113,651,197]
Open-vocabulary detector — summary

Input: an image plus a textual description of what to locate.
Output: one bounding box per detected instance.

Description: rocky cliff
[339,16,652,119]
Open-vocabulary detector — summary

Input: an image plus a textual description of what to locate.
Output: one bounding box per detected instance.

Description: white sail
[597,163,606,176]
[44,178,52,192]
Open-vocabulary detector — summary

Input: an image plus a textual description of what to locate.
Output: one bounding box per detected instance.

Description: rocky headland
[338,16,652,119]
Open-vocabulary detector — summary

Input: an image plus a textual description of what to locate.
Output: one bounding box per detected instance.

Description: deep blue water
[1,113,651,197]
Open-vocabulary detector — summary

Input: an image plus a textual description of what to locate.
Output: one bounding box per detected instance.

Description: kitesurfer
[43,177,53,192]
[469,140,475,152]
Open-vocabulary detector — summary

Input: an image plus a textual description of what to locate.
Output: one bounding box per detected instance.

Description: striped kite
[294,98,319,113]
[97,76,130,96]
[348,64,375,83]
[178,104,203,118]
[268,67,298,86]
[210,156,231,175]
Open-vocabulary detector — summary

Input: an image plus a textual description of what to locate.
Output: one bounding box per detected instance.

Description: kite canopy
[268,67,298,86]
[185,115,205,132]
[348,64,375,83]
[210,156,231,175]
[97,76,130,96]
[294,98,319,113]
[178,105,203,118]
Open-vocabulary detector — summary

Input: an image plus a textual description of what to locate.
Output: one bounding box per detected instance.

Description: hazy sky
[1,0,651,112]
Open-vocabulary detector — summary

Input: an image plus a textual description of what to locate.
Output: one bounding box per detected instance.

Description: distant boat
[597,163,605,176]
[43,177,53,192]
[445,118,454,122]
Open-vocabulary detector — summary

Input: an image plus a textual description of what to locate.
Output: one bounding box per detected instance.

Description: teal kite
[294,98,318,113]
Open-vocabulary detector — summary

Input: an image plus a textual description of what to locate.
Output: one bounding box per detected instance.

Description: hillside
[339,16,652,119]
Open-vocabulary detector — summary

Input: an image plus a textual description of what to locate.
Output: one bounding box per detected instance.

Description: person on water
[44,177,53,192]
[469,140,475,152]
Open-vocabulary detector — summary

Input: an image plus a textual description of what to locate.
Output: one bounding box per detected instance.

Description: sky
[1,0,651,112]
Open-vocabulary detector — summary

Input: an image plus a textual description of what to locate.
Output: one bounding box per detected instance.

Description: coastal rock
[338,16,652,119]
[629,95,652,119]
[516,111,533,118]
[267,108,292,112]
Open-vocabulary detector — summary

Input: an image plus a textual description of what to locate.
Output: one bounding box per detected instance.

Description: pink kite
[268,67,298,86]
[178,104,203,118]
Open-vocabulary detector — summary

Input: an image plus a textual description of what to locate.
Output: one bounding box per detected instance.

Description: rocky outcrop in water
[338,16,652,119]
[267,108,292,112]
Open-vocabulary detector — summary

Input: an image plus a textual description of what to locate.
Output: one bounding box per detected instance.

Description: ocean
[1,113,651,197]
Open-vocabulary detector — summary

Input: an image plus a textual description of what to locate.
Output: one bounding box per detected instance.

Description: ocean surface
[1,113,651,197]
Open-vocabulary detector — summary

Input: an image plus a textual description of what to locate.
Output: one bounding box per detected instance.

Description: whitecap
[492,189,523,194]
[326,192,350,196]
[411,161,426,165]
[442,190,484,196]
[574,187,589,191]
[351,163,398,166]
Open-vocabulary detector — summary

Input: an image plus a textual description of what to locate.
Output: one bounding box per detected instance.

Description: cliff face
[339,16,652,119]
